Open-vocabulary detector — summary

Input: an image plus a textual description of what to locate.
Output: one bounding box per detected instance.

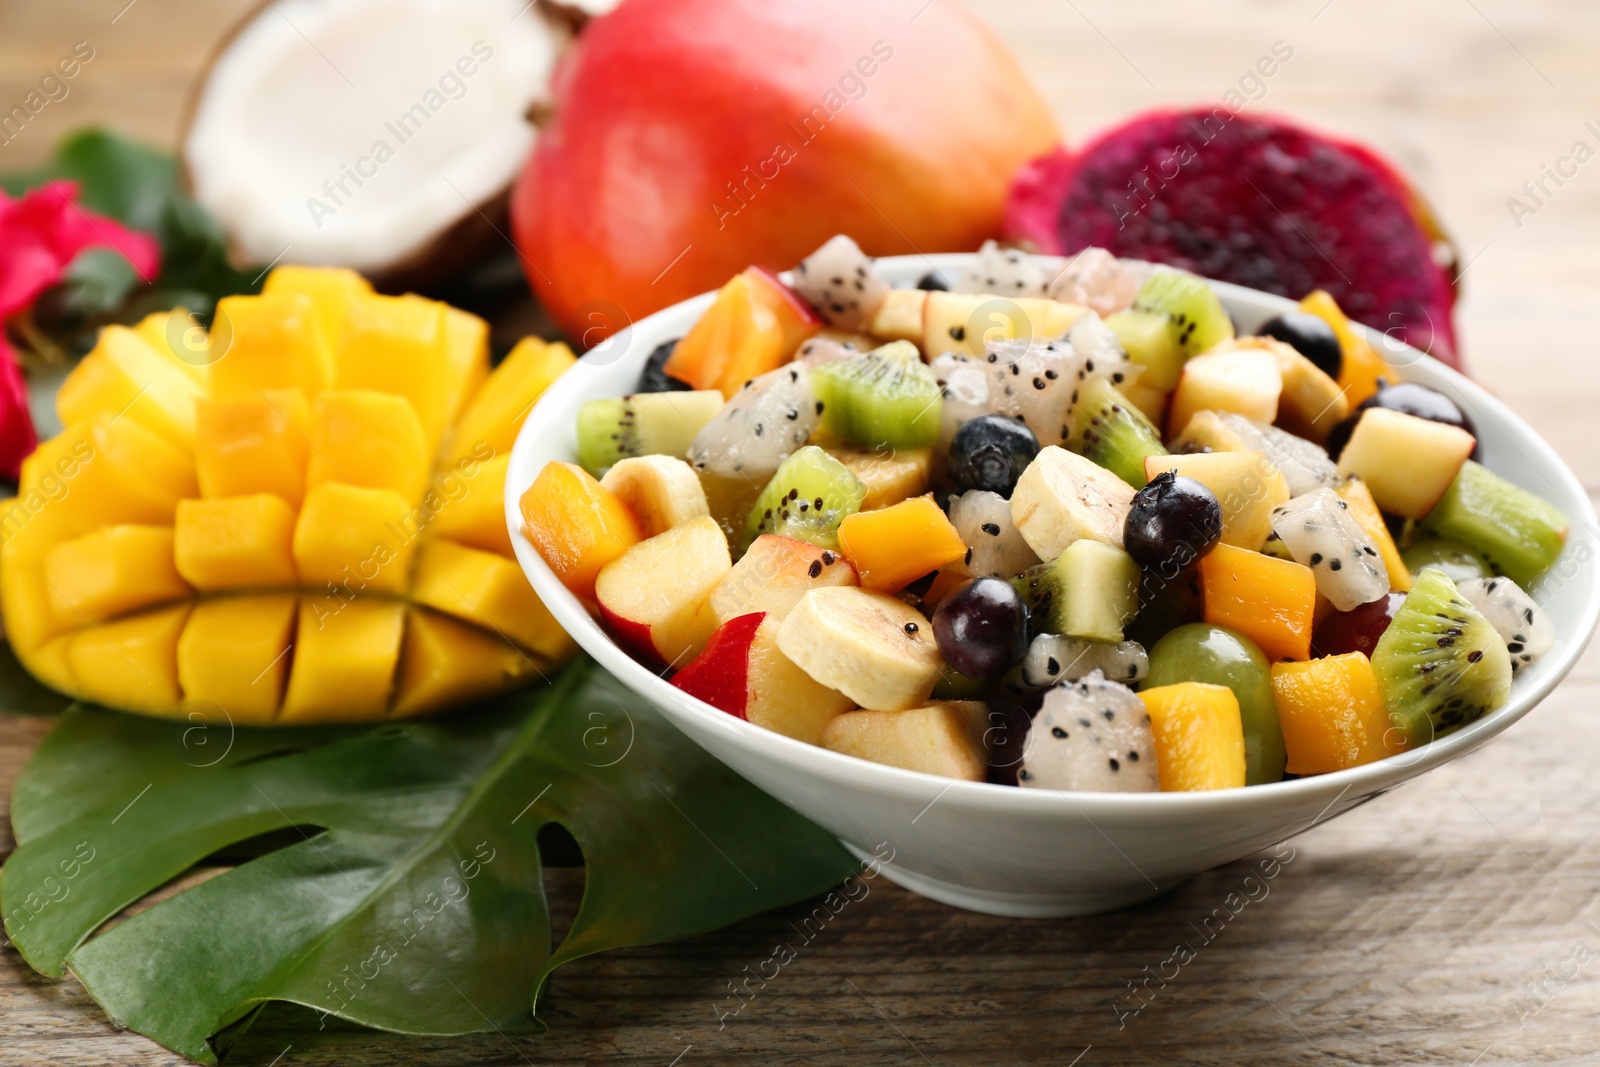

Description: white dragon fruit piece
[953,239,1048,297]
[948,490,1040,579]
[1018,670,1159,792]
[791,235,890,332]
[1268,487,1389,611]
[795,336,866,366]
[1219,412,1341,496]
[1456,576,1555,677]
[1014,633,1149,690]
[1045,247,1152,316]
[931,339,1079,449]
[687,364,817,480]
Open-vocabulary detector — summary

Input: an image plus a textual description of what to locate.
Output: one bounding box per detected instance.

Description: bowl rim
[508,252,1600,816]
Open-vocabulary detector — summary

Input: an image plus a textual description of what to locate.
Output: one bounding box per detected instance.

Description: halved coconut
[182,0,566,286]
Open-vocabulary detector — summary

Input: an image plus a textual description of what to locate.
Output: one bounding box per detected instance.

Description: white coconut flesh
[184,0,559,271]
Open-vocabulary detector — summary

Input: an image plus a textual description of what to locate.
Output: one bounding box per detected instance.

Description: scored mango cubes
[0,266,577,724]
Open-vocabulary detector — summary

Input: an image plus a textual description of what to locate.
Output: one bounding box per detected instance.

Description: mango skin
[1,268,575,724]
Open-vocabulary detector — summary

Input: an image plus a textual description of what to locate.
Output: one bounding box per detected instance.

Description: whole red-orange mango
[512,0,1060,341]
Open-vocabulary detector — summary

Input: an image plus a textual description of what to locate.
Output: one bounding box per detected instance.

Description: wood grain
[4,0,1600,1063]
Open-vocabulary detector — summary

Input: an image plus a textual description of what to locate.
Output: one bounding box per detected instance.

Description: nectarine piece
[837,495,967,592]
[1139,681,1247,791]
[1271,652,1400,775]
[520,461,643,602]
[1199,543,1317,661]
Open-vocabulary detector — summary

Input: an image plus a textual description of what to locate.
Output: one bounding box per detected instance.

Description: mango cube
[333,293,451,445]
[306,389,429,502]
[134,310,211,387]
[410,539,571,658]
[1,499,90,652]
[57,326,205,449]
[442,306,491,426]
[261,264,372,344]
[280,597,405,722]
[45,525,189,623]
[195,389,312,505]
[175,495,298,590]
[292,483,416,595]
[210,293,333,399]
[393,608,541,718]
[426,453,513,556]
[447,337,575,464]
[23,416,197,528]
[177,594,297,725]
[67,603,191,716]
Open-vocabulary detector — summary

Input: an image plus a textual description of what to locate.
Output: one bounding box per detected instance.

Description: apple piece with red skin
[596,515,732,668]
[1003,108,1461,369]
[512,0,1060,343]
[672,611,855,744]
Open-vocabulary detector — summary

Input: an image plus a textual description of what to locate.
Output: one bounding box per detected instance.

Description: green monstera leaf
[2,658,854,1062]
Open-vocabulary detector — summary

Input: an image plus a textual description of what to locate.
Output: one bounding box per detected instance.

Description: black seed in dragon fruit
[1018,670,1159,792]
[791,235,890,332]
[687,364,816,480]
[1456,576,1555,677]
[1269,486,1389,611]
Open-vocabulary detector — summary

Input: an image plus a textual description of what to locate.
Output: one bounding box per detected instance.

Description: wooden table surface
[4,1,1600,1064]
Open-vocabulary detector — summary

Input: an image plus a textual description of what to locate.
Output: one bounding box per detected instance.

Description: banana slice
[777,586,943,711]
[1009,446,1135,560]
[599,455,709,537]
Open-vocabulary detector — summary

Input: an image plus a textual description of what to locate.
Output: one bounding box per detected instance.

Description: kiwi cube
[810,341,942,450]
[1423,461,1567,585]
[1102,270,1234,390]
[1067,376,1167,488]
[576,390,724,476]
[1028,540,1141,644]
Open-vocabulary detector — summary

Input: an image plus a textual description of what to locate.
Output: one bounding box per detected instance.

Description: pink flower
[0,180,161,480]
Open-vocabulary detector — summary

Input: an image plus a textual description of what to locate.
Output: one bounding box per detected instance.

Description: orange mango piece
[176,594,298,725]
[837,496,968,592]
[519,461,642,601]
[57,325,205,449]
[1300,290,1391,407]
[306,389,430,502]
[23,416,197,529]
[210,293,334,399]
[393,608,543,719]
[333,293,451,446]
[45,525,189,624]
[1335,477,1412,592]
[446,337,576,465]
[1139,681,1247,791]
[663,271,787,398]
[261,264,372,346]
[66,603,192,717]
[175,495,299,590]
[1271,653,1401,775]
[195,389,312,506]
[1199,543,1317,662]
[280,598,405,723]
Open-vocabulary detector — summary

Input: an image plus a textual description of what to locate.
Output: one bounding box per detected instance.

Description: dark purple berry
[1123,471,1223,575]
[932,577,1028,680]
[947,414,1039,497]
[1258,312,1342,378]
[916,271,951,291]
[638,339,691,393]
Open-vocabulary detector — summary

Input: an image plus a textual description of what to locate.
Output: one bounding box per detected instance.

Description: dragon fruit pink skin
[791,235,890,332]
[1269,487,1389,612]
[1002,109,1460,369]
[1019,670,1159,793]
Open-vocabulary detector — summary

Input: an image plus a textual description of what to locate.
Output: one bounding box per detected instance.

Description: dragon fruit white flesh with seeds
[791,235,889,332]
[1268,487,1389,611]
[687,364,816,480]
[1456,576,1555,677]
[1014,634,1149,690]
[947,490,1040,579]
[953,239,1048,297]
[1018,671,1159,792]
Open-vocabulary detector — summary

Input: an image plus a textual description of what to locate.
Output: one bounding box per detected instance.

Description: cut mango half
[3,266,578,724]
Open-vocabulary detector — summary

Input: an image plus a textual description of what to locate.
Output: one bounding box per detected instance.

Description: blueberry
[916,271,951,291]
[638,339,691,393]
[1326,381,1480,461]
[1123,471,1223,575]
[1258,312,1342,379]
[932,577,1028,680]
[948,414,1039,497]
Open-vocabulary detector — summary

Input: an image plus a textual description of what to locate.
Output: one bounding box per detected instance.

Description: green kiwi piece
[1401,537,1495,586]
[575,389,725,476]
[1066,375,1167,487]
[1422,460,1568,586]
[810,340,942,450]
[742,445,866,554]
[1007,541,1139,643]
[1371,567,1511,746]
[1103,270,1234,390]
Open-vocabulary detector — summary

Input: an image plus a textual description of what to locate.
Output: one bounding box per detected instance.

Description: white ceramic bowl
[507,255,1600,917]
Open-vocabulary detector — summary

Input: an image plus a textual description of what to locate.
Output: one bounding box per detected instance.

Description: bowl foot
[844,843,1187,918]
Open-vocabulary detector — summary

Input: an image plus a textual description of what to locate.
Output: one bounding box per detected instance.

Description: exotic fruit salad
[522,235,1569,791]
[3,267,578,723]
